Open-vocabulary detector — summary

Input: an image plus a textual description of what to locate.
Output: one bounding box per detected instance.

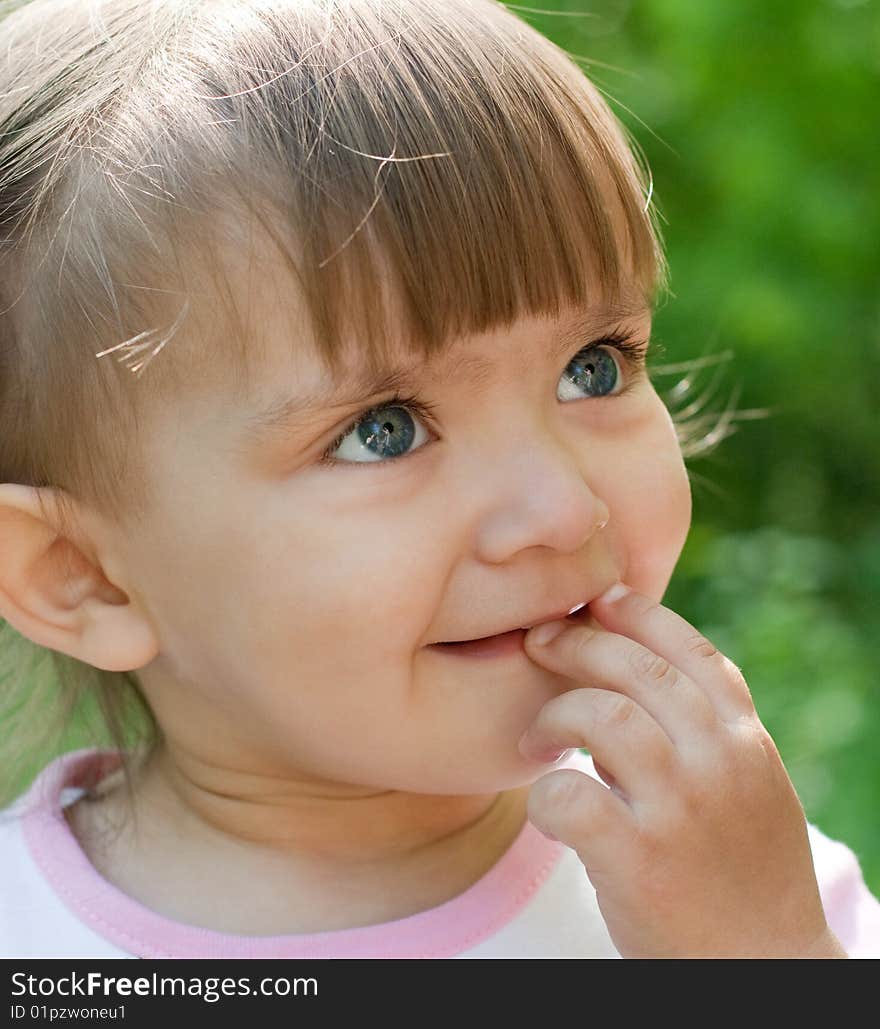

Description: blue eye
[557,346,622,401]
[321,401,433,466]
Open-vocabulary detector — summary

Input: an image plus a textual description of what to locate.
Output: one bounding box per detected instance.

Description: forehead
[153,187,651,448]
[242,297,651,444]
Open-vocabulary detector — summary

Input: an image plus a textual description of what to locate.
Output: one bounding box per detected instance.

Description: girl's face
[114,259,691,796]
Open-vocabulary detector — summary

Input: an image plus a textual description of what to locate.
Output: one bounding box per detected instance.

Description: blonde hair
[0,0,739,808]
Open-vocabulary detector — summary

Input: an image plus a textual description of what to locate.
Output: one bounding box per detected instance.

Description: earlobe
[0,482,158,672]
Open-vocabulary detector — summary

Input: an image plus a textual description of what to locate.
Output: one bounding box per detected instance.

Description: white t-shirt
[2,747,879,958]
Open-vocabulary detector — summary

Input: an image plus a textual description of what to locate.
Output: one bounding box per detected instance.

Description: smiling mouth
[435,601,590,647]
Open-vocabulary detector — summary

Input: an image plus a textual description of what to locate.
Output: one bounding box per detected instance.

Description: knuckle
[684,632,719,661]
[595,690,638,729]
[652,736,681,780]
[748,721,781,761]
[630,647,677,685]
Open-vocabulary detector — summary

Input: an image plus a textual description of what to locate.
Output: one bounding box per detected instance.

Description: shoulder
[0,794,72,956]
[0,751,134,958]
[808,822,880,958]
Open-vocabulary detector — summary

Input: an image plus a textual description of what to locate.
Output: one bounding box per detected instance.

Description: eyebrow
[241,302,650,448]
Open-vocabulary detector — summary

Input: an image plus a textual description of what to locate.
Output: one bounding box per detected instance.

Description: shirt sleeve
[808,823,880,957]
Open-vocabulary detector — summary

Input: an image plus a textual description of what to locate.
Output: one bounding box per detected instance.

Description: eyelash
[318,331,651,469]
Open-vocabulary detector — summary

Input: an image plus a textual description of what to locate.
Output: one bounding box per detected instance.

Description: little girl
[1,0,878,959]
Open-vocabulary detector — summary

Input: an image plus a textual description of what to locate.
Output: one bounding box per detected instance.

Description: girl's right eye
[319,394,435,468]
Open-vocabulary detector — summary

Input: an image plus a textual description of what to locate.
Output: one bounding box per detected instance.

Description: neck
[75,742,533,933]
[155,745,523,862]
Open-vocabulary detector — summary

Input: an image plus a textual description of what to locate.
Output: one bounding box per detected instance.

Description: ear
[0,483,158,672]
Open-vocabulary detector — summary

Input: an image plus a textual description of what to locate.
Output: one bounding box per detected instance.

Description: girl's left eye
[558,341,629,402]
[319,333,649,468]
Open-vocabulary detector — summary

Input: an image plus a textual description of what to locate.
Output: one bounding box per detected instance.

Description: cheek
[240,511,437,659]
[605,419,692,597]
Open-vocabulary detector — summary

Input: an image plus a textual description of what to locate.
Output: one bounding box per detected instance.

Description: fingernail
[530,747,569,763]
[527,620,567,646]
[596,582,630,605]
[518,732,568,763]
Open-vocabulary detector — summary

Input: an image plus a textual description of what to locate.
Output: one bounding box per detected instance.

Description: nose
[471,433,611,563]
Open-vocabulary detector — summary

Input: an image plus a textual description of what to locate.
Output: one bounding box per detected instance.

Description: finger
[591,758,618,792]
[523,620,719,751]
[527,768,636,872]
[518,687,679,805]
[587,582,755,722]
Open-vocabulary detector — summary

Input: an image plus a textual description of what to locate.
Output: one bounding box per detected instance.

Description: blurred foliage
[516,0,880,893]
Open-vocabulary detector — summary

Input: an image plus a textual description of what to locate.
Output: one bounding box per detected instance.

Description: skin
[0,240,844,953]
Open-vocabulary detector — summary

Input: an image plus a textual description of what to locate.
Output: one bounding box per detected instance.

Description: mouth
[429,600,592,660]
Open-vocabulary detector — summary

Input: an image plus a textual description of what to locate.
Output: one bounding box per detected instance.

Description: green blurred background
[515,0,879,893]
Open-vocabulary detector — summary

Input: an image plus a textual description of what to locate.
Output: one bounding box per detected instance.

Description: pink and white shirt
[2,747,879,958]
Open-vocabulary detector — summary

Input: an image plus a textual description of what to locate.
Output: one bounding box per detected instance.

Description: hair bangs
[182,0,668,384]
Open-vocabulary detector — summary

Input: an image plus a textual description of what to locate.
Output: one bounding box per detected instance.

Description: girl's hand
[519,582,848,958]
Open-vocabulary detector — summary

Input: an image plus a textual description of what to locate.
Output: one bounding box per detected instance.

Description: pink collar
[20,747,573,958]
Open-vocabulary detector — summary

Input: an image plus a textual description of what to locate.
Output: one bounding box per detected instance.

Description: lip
[430,597,593,648]
[428,602,593,660]
[429,627,528,660]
